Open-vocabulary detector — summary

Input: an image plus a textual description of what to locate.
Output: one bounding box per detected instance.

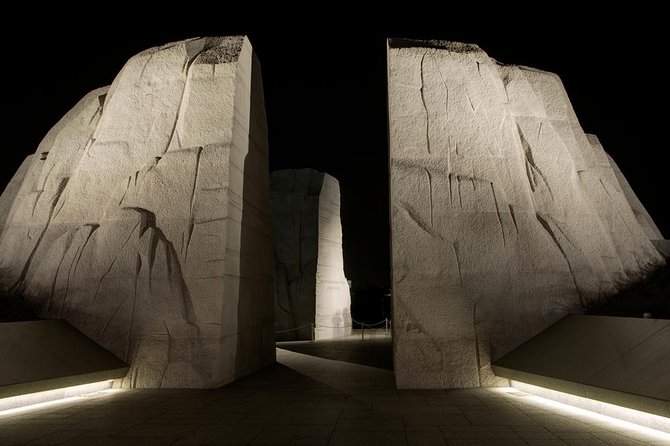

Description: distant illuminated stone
[271,169,352,341]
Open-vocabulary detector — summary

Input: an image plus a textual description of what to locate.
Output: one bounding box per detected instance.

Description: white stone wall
[271,169,352,341]
[0,36,274,388]
[315,174,352,340]
[387,39,665,389]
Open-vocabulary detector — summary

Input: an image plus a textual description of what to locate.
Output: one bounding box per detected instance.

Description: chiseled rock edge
[387,39,665,389]
[0,36,274,388]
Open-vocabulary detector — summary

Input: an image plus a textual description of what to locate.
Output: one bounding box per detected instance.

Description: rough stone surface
[271,169,352,341]
[387,39,665,389]
[0,36,275,388]
[602,145,664,241]
[653,240,670,258]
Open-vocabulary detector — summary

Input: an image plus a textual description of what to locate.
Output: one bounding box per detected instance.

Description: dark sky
[2,20,668,288]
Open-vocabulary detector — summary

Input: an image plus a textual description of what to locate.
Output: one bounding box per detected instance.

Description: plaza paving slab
[0,333,667,445]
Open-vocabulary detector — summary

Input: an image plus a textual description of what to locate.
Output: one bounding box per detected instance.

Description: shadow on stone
[0,287,40,322]
[234,46,275,379]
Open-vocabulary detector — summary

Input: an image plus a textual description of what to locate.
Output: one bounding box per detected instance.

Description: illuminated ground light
[492,382,670,440]
[0,381,121,417]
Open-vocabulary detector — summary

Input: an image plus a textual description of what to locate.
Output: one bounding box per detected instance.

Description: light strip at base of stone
[0,380,117,415]
[507,381,670,435]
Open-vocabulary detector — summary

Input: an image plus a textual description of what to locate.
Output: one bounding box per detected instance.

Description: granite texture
[0,36,274,388]
[387,39,665,388]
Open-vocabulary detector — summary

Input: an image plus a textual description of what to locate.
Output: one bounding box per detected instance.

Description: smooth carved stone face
[271,169,352,341]
[0,36,275,388]
[387,39,665,389]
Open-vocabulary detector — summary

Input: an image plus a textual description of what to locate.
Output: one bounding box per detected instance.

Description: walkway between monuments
[0,338,667,445]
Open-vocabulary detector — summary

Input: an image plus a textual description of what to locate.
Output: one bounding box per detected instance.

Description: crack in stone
[517,123,554,199]
[536,213,584,307]
[490,182,507,247]
[13,177,69,290]
[508,204,519,234]
[452,241,463,287]
[425,168,433,227]
[419,52,431,154]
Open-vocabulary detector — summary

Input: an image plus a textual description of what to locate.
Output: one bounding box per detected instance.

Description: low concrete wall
[0,320,128,398]
[492,315,670,418]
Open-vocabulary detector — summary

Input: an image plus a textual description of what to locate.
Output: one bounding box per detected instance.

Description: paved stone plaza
[0,335,667,445]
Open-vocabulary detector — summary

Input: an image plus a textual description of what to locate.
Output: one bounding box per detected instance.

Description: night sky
[3,20,667,288]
